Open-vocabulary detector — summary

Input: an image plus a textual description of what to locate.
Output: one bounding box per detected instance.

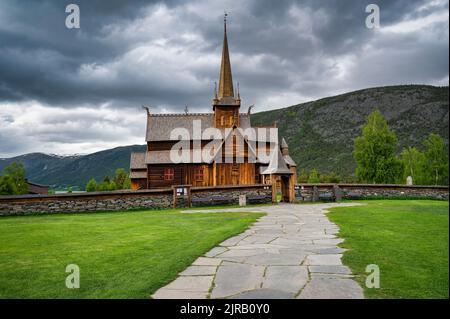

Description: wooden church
[130,16,297,201]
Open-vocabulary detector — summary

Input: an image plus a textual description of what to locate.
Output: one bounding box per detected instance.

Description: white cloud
[0,101,146,157]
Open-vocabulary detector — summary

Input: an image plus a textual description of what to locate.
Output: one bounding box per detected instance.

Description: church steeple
[213,13,240,127]
[218,13,234,98]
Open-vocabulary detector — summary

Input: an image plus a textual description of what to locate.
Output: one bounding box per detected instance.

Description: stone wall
[297,184,449,201]
[0,189,174,216]
[191,184,272,206]
[0,184,272,216]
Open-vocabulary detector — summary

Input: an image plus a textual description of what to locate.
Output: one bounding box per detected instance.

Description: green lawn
[0,209,263,298]
[327,200,449,299]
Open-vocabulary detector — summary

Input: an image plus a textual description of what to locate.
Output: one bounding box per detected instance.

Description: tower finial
[224,11,228,31]
[141,105,150,116]
[214,81,218,99]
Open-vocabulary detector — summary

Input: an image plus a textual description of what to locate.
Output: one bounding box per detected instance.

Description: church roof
[281,137,289,149]
[283,154,297,167]
[130,152,146,169]
[145,113,252,141]
[145,148,212,164]
[261,147,292,175]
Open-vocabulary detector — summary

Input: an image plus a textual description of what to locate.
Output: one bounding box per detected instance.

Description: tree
[297,169,309,183]
[318,171,341,183]
[307,169,320,183]
[353,110,404,183]
[122,176,131,190]
[400,147,425,185]
[86,178,97,192]
[0,162,28,195]
[422,134,449,185]
[0,176,16,195]
[96,181,109,192]
[108,181,117,191]
[113,169,128,189]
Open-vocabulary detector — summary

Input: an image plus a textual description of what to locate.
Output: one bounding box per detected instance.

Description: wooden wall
[215,163,255,185]
[147,164,215,188]
[214,106,239,128]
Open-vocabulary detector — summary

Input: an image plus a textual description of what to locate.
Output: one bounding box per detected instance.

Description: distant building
[130,15,297,202]
[27,181,49,195]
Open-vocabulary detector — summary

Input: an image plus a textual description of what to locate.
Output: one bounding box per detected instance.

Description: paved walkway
[152,203,364,299]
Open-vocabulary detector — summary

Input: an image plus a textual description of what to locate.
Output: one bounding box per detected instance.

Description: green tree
[353,110,404,183]
[122,176,131,190]
[297,169,309,183]
[422,134,449,185]
[113,169,128,189]
[96,182,109,192]
[307,169,320,183]
[108,181,117,191]
[0,176,15,195]
[0,162,28,195]
[86,178,97,192]
[400,147,425,184]
[320,171,340,183]
[67,187,73,193]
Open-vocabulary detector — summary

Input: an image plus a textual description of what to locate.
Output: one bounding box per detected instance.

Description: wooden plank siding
[145,130,264,188]
[216,163,255,185]
[147,164,214,188]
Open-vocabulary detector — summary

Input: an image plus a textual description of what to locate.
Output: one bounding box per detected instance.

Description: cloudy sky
[0,0,448,157]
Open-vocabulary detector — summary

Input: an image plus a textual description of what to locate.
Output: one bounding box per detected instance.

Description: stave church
[130,15,297,202]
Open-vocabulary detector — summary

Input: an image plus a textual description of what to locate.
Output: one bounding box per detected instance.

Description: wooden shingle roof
[145,113,251,141]
[260,147,292,175]
[130,152,146,169]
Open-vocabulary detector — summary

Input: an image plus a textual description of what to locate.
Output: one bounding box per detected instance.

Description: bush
[0,162,28,195]
[307,169,320,183]
[86,178,97,192]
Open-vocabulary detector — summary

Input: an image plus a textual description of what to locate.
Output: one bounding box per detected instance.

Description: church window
[164,168,174,180]
[194,167,204,182]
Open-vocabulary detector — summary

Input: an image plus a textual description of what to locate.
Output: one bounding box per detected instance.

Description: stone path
[152,203,364,299]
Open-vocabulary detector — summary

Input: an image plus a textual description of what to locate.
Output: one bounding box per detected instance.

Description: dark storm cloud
[0,0,448,156]
[1,0,447,109]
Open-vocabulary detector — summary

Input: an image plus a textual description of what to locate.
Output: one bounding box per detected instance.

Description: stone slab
[162,275,214,292]
[180,266,217,276]
[210,263,265,298]
[309,265,352,275]
[262,266,308,293]
[192,257,222,266]
[304,254,342,266]
[298,277,364,299]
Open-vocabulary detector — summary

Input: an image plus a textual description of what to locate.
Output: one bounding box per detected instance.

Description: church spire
[218,12,234,98]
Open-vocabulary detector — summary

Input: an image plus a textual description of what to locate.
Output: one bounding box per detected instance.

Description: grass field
[0,209,262,298]
[327,200,449,299]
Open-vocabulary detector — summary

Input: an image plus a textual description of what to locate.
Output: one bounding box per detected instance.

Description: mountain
[251,85,448,176]
[1,85,448,188]
[0,145,146,190]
